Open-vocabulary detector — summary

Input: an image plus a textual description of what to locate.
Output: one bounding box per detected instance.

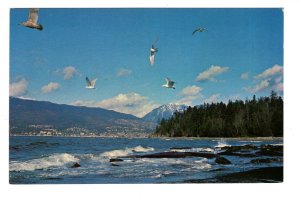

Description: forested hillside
[154,91,283,137]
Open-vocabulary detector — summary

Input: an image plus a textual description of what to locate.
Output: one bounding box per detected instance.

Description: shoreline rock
[215,157,231,165]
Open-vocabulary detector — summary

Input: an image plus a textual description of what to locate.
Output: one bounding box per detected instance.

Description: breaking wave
[170,147,214,153]
[215,140,231,148]
[101,146,154,158]
[10,153,79,172]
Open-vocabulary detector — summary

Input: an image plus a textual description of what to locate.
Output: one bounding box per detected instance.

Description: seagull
[85,77,97,89]
[149,45,158,65]
[19,8,43,31]
[192,27,207,35]
[162,78,175,89]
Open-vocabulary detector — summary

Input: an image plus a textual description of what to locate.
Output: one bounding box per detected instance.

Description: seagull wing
[168,81,175,87]
[91,79,97,87]
[192,29,198,35]
[166,77,172,82]
[86,77,92,86]
[28,8,39,24]
[192,27,206,35]
[150,54,155,65]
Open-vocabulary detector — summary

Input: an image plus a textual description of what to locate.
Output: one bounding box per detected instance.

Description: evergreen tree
[154,92,283,137]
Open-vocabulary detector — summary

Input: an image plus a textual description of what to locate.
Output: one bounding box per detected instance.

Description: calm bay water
[9,136,283,184]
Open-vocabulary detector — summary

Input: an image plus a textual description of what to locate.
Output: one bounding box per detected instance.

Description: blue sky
[9,8,283,117]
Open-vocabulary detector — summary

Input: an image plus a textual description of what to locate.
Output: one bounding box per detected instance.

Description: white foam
[101,149,132,158]
[101,146,155,158]
[170,147,214,153]
[194,158,208,163]
[271,143,283,146]
[9,153,79,171]
[132,145,154,152]
[215,140,231,148]
[192,162,212,170]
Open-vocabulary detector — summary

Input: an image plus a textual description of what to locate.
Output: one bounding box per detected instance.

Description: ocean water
[9,136,283,184]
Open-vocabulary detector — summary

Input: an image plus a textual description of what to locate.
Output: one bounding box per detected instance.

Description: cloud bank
[71,93,159,118]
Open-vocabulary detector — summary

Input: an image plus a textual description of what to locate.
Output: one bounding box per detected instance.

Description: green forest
[154,91,283,137]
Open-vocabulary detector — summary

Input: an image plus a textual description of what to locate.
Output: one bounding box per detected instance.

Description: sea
[9,136,283,184]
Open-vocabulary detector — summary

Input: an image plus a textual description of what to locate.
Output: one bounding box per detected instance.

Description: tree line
[154,91,283,137]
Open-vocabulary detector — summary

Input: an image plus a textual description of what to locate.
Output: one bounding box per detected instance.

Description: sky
[9,8,284,117]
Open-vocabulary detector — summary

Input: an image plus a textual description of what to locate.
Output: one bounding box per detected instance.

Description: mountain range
[9,97,187,135]
[142,104,188,123]
[9,97,155,135]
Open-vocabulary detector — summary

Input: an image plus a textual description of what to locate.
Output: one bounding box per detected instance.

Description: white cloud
[241,72,249,80]
[76,93,159,118]
[9,78,28,96]
[41,82,60,93]
[180,85,203,96]
[117,68,132,77]
[274,82,283,93]
[196,65,229,82]
[176,85,203,106]
[245,65,283,94]
[204,94,220,104]
[63,66,77,80]
[70,100,96,107]
[254,64,283,79]
[176,95,198,106]
[245,79,270,93]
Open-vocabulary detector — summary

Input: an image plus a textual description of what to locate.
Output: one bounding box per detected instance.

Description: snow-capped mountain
[142,104,188,123]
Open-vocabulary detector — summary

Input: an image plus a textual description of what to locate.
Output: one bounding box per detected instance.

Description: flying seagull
[162,78,175,89]
[85,77,97,89]
[149,45,158,65]
[192,27,207,35]
[20,8,43,31]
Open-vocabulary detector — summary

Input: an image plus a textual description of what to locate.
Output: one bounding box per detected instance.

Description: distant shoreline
[9,134,283,140]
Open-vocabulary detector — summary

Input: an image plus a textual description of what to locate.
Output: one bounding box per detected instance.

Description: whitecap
[132,145,154,153]
[100,149,132,158]
[170,147,214,153]
[9,153,79,171]
[100,146,155,158]
[215,140,231,148]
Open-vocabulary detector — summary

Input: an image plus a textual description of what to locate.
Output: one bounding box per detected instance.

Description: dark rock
[71,162,81,168]
[111,163,119,166]
[221,144,258,152]
[135,151,216,159]
[218,151,257,157]
[183,167,283,183]
[261,144,283,151]
[216,167,283,183]
[109,158,124,162]
[218,144,259,157]
[256,144,283,156]
[251,158,282,164]
[215,157,231,165]
[170,147,193,150]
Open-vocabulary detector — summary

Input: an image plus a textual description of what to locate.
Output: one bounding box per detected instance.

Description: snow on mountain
[142,104,188,123]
